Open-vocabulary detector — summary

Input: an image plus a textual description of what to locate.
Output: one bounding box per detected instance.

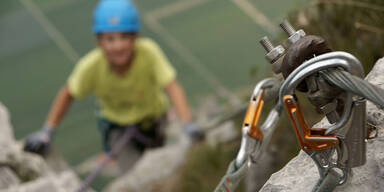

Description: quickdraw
[235,78,281,168]
[214,78,281,192]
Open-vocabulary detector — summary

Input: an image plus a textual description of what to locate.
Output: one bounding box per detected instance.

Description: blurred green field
[0,0,307,166]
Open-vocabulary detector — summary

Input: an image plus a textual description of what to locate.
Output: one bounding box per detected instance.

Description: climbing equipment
[235,78,281,167]
[215,19,384,192]
[76,124,154,192]
[214,78,281,192]
[265,20,384,191]
[274,20,369,191]
[279,51,366,190]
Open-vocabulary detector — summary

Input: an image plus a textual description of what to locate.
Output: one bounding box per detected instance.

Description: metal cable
[320,68,384,109]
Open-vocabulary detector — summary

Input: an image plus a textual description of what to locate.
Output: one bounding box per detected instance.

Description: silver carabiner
[279,51,365,187]
[235,78,282,169]
[280,51,364,135]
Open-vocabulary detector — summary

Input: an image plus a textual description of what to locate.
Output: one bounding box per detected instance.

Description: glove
[182,122,205,142]
[24,124,54,156]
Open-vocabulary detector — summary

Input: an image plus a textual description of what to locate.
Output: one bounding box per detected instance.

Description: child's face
[97,32,138,68]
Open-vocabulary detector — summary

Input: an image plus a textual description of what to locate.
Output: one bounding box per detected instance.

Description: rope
[214,159,249,192]
[76,125,153,192]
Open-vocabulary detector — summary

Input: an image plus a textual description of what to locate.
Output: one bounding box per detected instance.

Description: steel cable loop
[336,69,381,102]
[326,70,383,106]
[320,69,384,109]
[345,71,384,105]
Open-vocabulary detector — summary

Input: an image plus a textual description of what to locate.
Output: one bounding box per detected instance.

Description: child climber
[24,0,203,172]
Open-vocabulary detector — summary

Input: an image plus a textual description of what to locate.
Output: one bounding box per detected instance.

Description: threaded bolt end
[280,20,296,36]
[260,36,274,52]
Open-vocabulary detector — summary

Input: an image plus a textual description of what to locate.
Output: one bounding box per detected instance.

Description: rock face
[103,135,191,192]
[0,103,15,145]
[0,103,92,192]
[260,57,384,192]
[0,167,20,189]
[0,170,86,192]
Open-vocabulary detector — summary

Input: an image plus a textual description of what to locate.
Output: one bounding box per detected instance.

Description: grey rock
[0,146,94,192]
[55,171,86,192]
[1,171,94,192]
[259,57,384,192]
[0,103,93,192]
[0,167,20,189]
[0,102,15,145]
[0,103,49,181]
[103,136,191,192]
[0,144,51,181]
[12,178,58,192]
[1,171,85,192]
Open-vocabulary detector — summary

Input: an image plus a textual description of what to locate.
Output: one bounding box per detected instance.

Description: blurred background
[1,0,383,191]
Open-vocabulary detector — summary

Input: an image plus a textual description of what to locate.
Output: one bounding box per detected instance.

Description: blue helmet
[92,0,140,33]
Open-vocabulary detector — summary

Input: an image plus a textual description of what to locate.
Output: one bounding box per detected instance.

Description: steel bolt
[280,20,296,36]
[259,36,285,74]
[260,36,274,52]
[279,20,306,47]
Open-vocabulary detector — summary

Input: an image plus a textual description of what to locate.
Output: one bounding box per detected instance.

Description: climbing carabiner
[279,51,364,151]
[214,78,281,192]
[280,51,366,189]
[235,78,281,168]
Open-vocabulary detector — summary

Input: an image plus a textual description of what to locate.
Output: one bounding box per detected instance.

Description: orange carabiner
[243,90,265,140]
[284,95,339,151]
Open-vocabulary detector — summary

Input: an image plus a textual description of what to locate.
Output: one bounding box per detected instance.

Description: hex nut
[265,45,285,63]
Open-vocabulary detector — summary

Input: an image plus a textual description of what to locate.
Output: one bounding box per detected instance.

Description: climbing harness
[76,125,154,192]
[214,78,282,192]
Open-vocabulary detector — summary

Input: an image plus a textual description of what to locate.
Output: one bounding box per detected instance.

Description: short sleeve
[146,39,176,87]
[67,56,96,99]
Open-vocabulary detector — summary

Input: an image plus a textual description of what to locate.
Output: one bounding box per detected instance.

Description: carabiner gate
[235,78,281,168]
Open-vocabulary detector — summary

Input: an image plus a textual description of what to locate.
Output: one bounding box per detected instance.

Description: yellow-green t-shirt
[67,38,176,125]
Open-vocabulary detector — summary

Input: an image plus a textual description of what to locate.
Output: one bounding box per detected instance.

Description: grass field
[0,0,308,166]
